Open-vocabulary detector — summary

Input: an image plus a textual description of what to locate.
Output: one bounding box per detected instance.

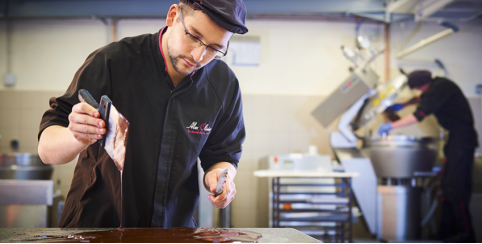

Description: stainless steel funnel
[362,135,439,178]
[0,153,53,180]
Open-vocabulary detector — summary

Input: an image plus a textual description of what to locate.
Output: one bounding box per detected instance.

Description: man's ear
[166,4,180,27]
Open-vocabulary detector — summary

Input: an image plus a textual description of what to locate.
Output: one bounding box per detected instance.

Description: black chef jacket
[413,77,476,141]
[38,27,245,228]
[412,77,478,241]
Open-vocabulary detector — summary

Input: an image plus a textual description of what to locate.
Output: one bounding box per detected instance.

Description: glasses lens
[184,33,199,47]
[206,47,226,59]
[183,33,225,59]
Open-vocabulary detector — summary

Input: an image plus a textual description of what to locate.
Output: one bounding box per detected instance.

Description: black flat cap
[407,70,432,89]
[180,0,248,34]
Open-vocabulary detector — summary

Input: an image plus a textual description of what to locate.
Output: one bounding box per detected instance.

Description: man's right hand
[68,102,106,145]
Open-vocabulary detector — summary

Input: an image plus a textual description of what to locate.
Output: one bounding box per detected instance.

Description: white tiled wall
[0,90,77,198]
[0,90,57,153]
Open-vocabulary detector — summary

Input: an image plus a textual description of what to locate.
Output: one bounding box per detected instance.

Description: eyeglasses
[179,5,229,60]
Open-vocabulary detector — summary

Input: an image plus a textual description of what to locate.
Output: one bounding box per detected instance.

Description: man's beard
[167,41,200,76]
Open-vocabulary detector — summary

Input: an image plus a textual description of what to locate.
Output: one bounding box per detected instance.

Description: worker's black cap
[407,70,432,89]
[180,0,248,34]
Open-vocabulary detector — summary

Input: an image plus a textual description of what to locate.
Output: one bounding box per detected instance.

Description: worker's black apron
[439,127,478,241]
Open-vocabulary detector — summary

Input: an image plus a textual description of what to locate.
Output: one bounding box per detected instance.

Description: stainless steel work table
[0,228,321,243]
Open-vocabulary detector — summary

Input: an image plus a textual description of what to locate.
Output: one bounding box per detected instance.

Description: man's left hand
[377,122,393,137]
[204,168,236,209]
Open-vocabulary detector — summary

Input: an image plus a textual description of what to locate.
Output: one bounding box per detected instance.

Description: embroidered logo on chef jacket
[186,122,212,135]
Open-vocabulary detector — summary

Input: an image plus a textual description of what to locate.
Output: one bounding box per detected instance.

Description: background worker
[377,70,478,242]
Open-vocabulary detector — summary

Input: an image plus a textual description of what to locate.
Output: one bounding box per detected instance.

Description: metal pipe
[421,198,438,227]
[417,10,482,23]
[0,15,166,20]
[6,20,12,73]
[276,177,280,228]
[219,205,230,228]
[384,23,390,81]
[361,45,385,72]
[396,28,455,59]
[247,14,382,23]
[348,178,353,242]
[1,13,383,23]
[110,18,117,43]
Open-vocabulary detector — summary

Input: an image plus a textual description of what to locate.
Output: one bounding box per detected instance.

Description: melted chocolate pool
[26,228,262,243]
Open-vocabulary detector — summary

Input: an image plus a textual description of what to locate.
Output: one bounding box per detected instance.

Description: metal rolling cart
[254,170,358,243]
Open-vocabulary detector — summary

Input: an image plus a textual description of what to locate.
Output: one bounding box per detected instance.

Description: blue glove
[389,103,404,112]
[377,123,393,137]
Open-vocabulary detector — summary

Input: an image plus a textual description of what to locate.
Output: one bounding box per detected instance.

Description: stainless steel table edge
[0,227,321,243]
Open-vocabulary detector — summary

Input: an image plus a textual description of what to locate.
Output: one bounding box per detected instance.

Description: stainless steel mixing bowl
[362,135,439,178]
[0,153,53,180]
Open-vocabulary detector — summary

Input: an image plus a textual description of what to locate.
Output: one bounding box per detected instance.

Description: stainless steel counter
[0,228,321,243]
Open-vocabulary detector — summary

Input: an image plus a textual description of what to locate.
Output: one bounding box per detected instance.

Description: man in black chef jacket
[377,70,478,242]
[37,0,247,228]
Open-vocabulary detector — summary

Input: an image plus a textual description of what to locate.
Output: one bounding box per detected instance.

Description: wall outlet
[4,73,16,87]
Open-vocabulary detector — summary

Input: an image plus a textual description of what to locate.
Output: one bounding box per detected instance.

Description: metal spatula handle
[214,169,228,197]
[78,89,100,110]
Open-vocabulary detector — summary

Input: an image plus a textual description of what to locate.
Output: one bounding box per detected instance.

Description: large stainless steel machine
[312,43,439,241]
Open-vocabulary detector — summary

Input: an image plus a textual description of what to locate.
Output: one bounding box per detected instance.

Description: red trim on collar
[159,26,168,72]
[418,110,426,117]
